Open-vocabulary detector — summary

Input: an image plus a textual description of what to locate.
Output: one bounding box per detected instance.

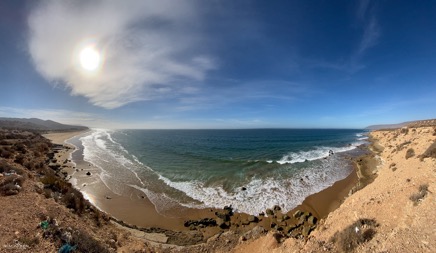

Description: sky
[0,0,436,129]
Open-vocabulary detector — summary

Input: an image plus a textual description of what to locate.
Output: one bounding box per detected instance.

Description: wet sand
[44,131,374,238]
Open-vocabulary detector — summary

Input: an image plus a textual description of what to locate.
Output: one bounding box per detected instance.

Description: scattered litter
[40,220,49,230]
[58,244,76,253]
[61,231,72,243]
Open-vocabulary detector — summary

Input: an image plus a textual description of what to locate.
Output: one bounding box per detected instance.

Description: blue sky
[0,0,435,129]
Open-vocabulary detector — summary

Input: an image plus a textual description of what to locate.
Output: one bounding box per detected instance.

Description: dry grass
[405,148,415,159]
[330,218,378,252]
[0,160,27,195]
[410,184,429,206]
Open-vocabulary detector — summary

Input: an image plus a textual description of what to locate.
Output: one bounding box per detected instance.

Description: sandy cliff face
[234,126,435,253]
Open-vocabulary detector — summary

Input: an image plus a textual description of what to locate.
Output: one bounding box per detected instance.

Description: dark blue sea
[68,129,368,215]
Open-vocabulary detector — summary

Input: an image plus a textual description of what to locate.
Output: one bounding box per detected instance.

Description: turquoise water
[69,129,367,215]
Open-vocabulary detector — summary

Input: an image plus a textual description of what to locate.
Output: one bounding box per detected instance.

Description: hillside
[365,118,436,130]
[0,118,88,132]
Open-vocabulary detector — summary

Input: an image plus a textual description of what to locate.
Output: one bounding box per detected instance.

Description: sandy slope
[234,126,435,253]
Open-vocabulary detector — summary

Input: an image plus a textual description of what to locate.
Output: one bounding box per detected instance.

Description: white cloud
[357,16,380,55]
[355,0,380,56]
[27,0,215,109]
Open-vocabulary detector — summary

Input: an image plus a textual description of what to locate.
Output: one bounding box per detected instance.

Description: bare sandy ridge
[234,126,436,253]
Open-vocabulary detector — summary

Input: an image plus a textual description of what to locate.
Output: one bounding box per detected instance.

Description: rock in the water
[223,205,234,216]
[217,218,230,229]
[266,209,274,216]
[302,225,312,237]
[279,214,290,222]
[286,224,297,234]
[241,187,247,191]
[86,171,91,176]
[270,222,277,229]
[293,210,303,219]
[184,218,217,228]
[307,215,317,225]
[297,215,306,225]
[184,220,195,227]
[248,215,258,223]
[215,211,230,221]
[242,220,250,226]
[273,205,281,212]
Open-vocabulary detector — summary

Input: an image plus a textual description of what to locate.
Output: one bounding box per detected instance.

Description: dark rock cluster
[184,218,217,230]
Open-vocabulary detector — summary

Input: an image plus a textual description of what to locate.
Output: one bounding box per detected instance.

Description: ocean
[67,129,368,215]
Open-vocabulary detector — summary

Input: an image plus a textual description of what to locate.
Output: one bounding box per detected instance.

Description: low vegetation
[330,218,378,252]
[0,160,26,195]
[1,129,113,252]
[405,148,415,159]
[409,184,429,206]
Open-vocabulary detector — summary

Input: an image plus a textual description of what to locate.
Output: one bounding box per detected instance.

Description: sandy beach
[44,130,225,234]
[2,122,434,252]
[234,125,435,253]
[43,130,373,242]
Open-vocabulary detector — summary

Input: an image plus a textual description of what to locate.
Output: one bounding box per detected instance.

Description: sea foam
[77,128,363,216]
[157,155,352,215]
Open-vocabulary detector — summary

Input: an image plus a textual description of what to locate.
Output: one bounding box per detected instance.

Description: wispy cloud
[174,79,309,111]
[305,0,380,74]
[27,0,215,109]
[356,0,371,21]
[356,3,380,56]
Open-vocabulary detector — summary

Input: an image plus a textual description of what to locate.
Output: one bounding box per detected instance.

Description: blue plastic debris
[58,244,76,253]
[40,220,49,230]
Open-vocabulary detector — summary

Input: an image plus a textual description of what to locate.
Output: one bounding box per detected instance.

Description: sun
[79,47,101,71]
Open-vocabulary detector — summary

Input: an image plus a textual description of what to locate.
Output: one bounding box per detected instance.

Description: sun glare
[79,47,101,71]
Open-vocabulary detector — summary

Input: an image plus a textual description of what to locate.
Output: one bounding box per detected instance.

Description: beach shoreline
[4,121,434,252]
[235,124,435,252]
[43,130,376,240]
